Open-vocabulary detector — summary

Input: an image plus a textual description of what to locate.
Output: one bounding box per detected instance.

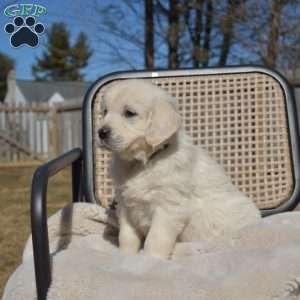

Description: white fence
[0,102,82,161]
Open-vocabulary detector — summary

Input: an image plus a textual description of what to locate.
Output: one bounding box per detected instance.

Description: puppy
[97,79,261,259]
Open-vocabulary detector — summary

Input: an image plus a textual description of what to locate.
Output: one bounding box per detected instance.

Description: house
[4,70,92,105]
[3,68,300,106]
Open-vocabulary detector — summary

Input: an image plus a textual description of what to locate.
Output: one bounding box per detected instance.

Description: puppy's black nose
[98,126,111,140]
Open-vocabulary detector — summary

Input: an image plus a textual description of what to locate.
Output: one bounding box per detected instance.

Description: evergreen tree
[70,32,93,80]
[32,23,92,81]
[0,52,14,102]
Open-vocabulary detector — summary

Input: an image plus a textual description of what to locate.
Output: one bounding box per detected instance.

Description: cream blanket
[3,202,300,300]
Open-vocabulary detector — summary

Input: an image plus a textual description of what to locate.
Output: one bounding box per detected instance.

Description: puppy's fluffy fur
[98,80,261,259]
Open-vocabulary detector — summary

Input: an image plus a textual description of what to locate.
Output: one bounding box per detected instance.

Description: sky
[1,1,299,82]
[0,0,142,81]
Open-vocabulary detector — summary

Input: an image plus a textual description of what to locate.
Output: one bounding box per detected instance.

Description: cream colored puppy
[97,79,261,259]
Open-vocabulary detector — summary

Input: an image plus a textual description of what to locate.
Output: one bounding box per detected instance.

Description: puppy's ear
[145,96,181,150]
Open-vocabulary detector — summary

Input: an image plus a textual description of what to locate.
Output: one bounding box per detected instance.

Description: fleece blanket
[3,202,300,300]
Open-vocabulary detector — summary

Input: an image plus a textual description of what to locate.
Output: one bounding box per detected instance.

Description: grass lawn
[0,165,71,298]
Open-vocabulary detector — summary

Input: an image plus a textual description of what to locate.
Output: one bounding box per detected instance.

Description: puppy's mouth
[97,137,125,152]
[97,138,115,151]
[97,139,111,150]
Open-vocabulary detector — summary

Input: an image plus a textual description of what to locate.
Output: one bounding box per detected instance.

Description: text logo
[4,4,46,48]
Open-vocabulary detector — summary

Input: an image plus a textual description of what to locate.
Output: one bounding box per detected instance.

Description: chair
[31,66,300,300]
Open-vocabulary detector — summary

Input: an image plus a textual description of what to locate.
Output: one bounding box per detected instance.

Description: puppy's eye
[103,109,107,116]
[124,109,137,118]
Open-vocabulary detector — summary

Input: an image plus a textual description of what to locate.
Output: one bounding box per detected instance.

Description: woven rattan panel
[93,72,294,209]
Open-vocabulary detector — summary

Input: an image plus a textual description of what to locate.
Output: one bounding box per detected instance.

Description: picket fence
[0,101,82,162]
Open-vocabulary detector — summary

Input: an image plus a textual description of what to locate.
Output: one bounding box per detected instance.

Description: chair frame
[31,148,84,300]
[83,65,300,215]
[30,65,300,300]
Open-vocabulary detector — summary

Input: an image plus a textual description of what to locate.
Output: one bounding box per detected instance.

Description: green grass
[0,165,71,298]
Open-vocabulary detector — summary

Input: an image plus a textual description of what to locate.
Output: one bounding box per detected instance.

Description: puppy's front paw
[143,248,171,259]
[119,242,140,255]
[118,208,142,255]
[144,232,175,259]
[143,212,182,259]
[119,226,142,255]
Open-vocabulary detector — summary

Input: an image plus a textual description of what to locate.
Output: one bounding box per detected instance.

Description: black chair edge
[31,147,84,300]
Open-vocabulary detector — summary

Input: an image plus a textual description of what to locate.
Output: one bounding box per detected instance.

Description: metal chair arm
[31,148,83,300]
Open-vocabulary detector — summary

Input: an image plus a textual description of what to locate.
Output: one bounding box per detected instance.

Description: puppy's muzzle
[98,126,111,140]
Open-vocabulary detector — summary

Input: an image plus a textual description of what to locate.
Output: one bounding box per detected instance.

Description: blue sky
[0,0,142,81]
[1,1,299,82]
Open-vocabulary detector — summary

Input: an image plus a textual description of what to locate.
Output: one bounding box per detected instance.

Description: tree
[191,0,204,68]
[154,0,245,68]
[167,0,180,68]
[218,0,244,66]
[67,0,300,71]
[0,52,14,102]
[183,0,213,67]
[91,1,146,69]
[265,0,285,68]
[32,22,93,81]
[202,0,213,67]
[145,0,154,68]
[155,0,184,68]
[70,32,94,80]
[236,0,300,70]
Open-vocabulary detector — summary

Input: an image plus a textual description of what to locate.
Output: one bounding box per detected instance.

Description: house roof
[16,79,92,103]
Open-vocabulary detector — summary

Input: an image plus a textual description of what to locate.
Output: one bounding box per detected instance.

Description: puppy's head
[97,79,181,163]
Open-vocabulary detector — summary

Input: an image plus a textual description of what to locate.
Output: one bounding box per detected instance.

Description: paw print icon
[4,16,45,48]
